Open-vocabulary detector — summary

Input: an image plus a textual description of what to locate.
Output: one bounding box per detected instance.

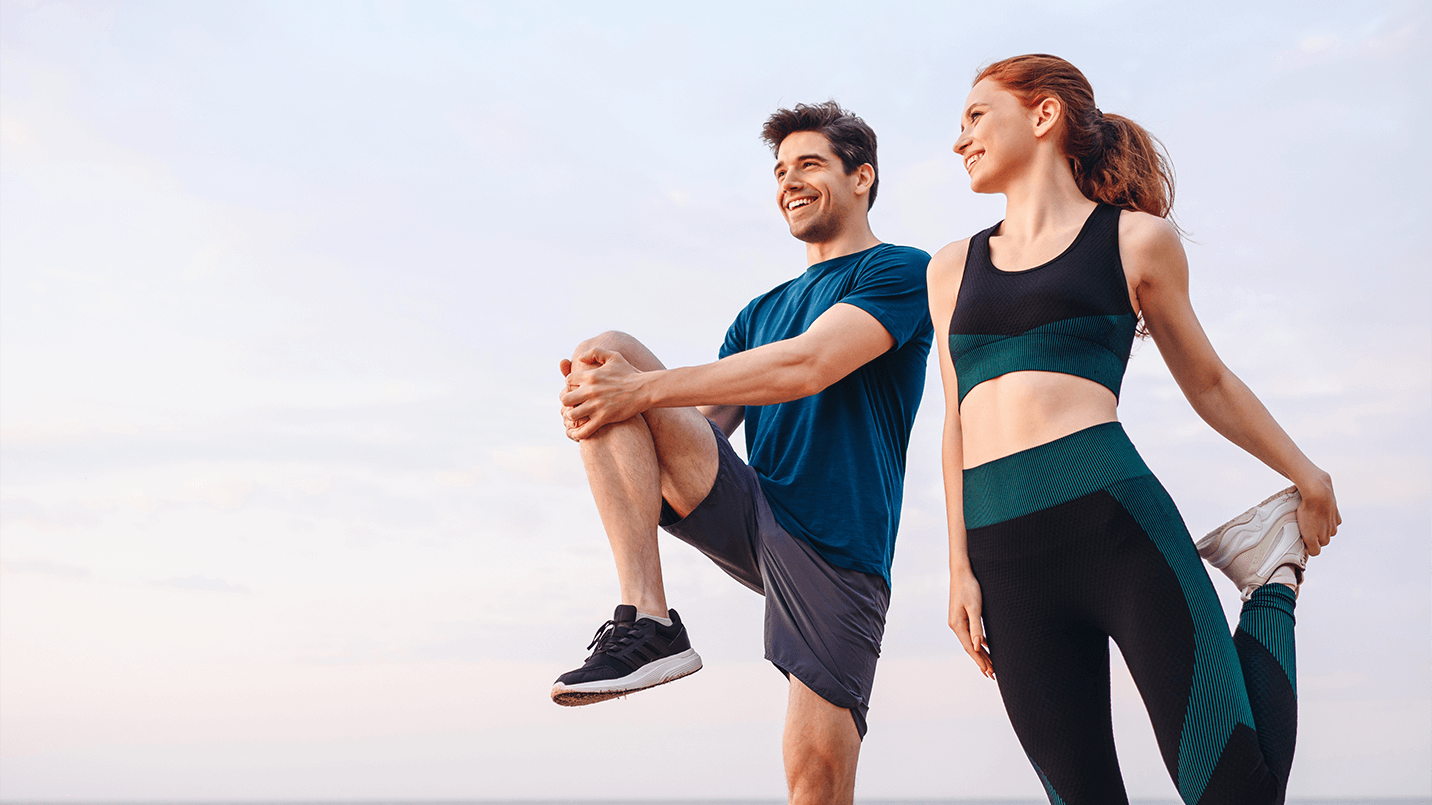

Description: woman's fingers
[968,616,993,679]
[951,606,994,679]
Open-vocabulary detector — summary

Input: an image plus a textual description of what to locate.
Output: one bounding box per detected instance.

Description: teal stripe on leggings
[1239,584,1298,695]
[1030,756,1068,805]
[1106,477,1255,805]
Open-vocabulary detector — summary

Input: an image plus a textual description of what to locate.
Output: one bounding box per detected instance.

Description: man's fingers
[559,358,573,377]
[576,346,615,367]
[559,386,591,407]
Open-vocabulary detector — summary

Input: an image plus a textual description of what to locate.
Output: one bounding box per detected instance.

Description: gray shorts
[659,420,890,739]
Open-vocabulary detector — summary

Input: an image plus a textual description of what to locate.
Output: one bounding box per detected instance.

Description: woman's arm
[928,239,994,678]
[1123,213,1341,552]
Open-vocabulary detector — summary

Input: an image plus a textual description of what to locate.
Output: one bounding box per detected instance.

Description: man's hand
[559,347,650,441]
[558,357,581,438]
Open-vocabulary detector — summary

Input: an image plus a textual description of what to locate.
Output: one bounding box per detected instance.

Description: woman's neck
[998,155,1095,242]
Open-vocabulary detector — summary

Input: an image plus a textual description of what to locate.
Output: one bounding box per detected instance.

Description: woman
[927,54,1341,805]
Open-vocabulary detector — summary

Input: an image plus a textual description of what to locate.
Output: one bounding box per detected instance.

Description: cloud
[149,575,249,594]
[1,558,91,578]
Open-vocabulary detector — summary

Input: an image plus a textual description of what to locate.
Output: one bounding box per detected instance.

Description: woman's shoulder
[928,237,973,281]
[1116,209,1182,256]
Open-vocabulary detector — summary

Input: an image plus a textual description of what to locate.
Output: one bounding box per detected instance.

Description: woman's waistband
[962,421,1152,530]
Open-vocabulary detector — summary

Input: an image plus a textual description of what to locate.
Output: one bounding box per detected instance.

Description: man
[553,101,932,804]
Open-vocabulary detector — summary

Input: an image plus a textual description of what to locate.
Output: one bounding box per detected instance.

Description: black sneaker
[550,605,702,706]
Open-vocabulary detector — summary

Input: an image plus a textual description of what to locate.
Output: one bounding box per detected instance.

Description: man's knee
[789,742,851,782]
[573,330,631,356]
[572,330,665,372]
[786,738,857,804]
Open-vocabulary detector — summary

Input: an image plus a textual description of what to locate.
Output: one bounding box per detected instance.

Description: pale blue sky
[1,0,1428,800]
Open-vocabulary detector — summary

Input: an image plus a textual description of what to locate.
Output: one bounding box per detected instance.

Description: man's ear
[1032,96,1062,139]
[853,163,875,195]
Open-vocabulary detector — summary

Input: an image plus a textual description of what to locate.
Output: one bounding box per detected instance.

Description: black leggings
[964,423,1298,805]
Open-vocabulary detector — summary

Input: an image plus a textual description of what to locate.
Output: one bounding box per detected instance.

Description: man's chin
[788,220,837,244]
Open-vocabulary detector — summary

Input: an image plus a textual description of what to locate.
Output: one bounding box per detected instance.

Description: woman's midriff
[960,371,1119,469]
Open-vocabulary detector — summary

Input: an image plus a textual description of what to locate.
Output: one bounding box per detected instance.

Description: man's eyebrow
[774,153,831,172]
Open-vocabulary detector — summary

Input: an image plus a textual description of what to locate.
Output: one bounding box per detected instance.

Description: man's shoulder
[855,243,932,277]
[871,242,933,262]
[743,273,805,310]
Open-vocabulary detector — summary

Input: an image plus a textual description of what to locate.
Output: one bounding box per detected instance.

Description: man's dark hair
[761,101,879,210]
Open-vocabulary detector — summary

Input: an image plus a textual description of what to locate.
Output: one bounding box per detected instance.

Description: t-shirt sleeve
[719,304,750,360]
[840,245,933,349]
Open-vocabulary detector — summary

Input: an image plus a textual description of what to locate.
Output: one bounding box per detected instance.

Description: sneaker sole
[550,648,703,707]
[1197,487,1300,569]
[1198,486,1305,599]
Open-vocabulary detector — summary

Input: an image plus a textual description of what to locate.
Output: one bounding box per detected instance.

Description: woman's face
[953,78,1041,194]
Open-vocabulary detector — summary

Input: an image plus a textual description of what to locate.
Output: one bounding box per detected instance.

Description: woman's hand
[1294,469,1341,556]
[950,569,993,679]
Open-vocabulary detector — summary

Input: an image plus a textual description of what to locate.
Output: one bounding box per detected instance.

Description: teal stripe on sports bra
[950,312,1138,404]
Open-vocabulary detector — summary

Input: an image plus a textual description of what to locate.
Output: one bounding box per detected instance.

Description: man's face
[774,131,866,244]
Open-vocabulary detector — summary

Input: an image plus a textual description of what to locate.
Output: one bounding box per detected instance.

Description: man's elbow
[787,354,840,399]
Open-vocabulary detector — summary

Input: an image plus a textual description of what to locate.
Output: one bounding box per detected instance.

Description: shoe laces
[585,618,647,656]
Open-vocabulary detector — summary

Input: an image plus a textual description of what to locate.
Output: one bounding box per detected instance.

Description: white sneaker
[1197,486,1306,601]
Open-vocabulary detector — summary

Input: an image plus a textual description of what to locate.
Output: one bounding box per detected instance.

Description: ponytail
[976,55,1179,229]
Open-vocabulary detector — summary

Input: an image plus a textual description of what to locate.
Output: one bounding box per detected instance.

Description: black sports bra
[947,204,1138,406]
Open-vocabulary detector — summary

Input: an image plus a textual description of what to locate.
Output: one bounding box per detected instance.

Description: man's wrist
[635,367,664,411]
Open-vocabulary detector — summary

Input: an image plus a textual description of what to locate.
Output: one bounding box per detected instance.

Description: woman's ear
[1032,96,1062,139]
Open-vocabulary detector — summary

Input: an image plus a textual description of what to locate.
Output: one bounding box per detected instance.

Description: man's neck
[804,221,882,266]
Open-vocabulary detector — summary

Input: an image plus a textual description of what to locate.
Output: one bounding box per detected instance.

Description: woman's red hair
[977,54,1177,224]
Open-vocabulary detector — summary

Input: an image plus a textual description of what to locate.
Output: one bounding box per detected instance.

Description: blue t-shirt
[720,243,933,586]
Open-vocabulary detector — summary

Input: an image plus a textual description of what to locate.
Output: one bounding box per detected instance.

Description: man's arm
[698,405,745,438]
[560,302,894,441]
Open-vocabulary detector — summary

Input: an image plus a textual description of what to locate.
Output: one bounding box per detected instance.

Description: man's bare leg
[550,332,721,705]
[567,331,721,614]
[578,414,668,615]
[784,676,862,805]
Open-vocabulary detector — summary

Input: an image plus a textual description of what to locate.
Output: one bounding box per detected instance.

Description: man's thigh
[659,420,766,593]
[645,406,719,517]
[573,330,719,514]
[784,676,861,804]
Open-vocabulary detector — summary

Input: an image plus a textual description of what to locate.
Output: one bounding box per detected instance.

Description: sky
[1,0,1429,800]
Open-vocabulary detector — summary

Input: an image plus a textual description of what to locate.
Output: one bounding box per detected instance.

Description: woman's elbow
[1186,364,1236,409]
